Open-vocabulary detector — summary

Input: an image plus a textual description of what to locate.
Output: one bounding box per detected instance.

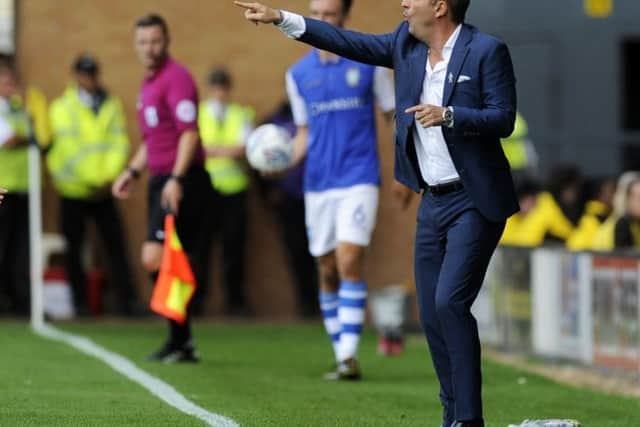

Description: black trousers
[0,193,30,314]
[275,195,318,317]
[192,190,247,314]
[60,196,138,311]
[148,167,213,344]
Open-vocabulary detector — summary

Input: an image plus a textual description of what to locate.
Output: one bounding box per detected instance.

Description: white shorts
[304,184,379,257]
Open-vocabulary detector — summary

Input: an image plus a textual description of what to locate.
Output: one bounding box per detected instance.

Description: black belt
[424,180,464,196]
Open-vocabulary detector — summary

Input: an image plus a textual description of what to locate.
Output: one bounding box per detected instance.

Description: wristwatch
[442,106,454,128]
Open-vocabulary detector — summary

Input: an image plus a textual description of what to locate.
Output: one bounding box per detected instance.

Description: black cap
[208,68,232,88]
[73,54,99,76]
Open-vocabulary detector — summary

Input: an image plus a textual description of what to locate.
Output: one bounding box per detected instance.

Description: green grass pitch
[1,321,638,426]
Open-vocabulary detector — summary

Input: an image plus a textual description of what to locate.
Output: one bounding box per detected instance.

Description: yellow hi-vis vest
[199,102,252,195]
[0,97,31,192]
[47,87,129,199]
[566,200,610,251]
[501,112,529,171]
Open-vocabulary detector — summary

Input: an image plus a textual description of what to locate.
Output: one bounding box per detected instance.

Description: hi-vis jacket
[48,87,129,199]
[198,102,253,195]
[0,96,31,192]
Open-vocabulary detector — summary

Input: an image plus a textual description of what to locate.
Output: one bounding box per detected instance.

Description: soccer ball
[246,124,294,173]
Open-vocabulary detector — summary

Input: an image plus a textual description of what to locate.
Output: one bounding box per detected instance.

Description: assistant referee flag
[150,214,196,324]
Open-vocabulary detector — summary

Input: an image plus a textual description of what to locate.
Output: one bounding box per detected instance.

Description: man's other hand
[234,1,282,25]
[405,104,447,128]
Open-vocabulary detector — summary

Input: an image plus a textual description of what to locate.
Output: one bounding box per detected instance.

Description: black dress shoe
[147,341,200,363]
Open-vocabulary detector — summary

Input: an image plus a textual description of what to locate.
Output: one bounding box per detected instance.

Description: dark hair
[73,54,99,76]
[442,0,470,23]
[135,13,169,38]
[547,165,583,197]
[342,0,354,14]
[515,178,540,199]
[208,67,232,88]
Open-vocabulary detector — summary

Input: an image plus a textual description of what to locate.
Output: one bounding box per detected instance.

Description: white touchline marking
[34,323,240,427]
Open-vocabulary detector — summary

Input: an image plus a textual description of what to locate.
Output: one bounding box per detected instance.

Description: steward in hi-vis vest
[195,67,254,316]
[0,60,33,315]
[501,112,538,184]
[48,55,140,316]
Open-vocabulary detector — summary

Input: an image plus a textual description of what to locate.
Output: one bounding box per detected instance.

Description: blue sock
[319,291,341,361]
[338,280,367,361]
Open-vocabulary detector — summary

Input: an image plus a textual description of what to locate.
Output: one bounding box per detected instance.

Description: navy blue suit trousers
[415,188,504,426]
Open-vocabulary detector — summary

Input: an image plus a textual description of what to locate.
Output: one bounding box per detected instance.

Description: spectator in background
[501,111,538,185]
[0,61,31,315]
[507,165,583,246]
[613,176,640,249]
[198,67,254,316]
[592,172,640,250]
[500,179,539,246]
[566,176,615,251]
[0,54,51,149]
[48,54,141,316]
[256,99,319,318]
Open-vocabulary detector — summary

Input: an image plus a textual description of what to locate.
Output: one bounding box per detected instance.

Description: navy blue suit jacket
[299,19,519,222]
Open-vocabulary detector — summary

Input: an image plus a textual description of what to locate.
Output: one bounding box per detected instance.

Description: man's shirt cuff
[277,10,306,39]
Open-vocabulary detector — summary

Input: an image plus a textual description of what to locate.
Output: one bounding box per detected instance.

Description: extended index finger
[234,1,259,9]
[404,105,423,114]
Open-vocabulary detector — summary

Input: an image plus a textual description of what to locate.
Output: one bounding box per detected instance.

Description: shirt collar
[207,99,227,121]
[442,24,463,63]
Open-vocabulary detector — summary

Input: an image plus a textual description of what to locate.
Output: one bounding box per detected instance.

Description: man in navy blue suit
[236,1,518,426]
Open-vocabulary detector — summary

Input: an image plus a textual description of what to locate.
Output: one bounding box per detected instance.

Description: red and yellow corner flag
[150,214,196,324]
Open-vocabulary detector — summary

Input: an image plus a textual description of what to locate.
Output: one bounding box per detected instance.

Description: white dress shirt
[278,11,306,39]
[413,24,461,185]
[277,11,461,185]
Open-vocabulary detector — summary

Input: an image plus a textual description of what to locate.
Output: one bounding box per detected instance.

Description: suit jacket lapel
[443,24,472,107]
[409,42,428,105]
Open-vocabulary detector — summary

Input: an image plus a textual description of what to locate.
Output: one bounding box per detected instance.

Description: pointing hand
[234,1,283,25]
